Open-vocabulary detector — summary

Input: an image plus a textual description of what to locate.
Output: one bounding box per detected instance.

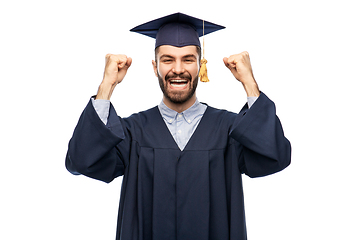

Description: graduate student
[66,12,291,240]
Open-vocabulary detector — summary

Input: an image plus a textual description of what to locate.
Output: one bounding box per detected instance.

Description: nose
[172,61,185,74]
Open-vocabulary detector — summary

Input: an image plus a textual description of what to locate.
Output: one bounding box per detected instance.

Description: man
[66,13,291,240]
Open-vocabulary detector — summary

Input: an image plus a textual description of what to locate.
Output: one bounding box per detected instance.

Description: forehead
[157,45,198,58]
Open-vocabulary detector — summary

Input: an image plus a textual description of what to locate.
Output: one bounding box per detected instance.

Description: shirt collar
[158,98,207,124]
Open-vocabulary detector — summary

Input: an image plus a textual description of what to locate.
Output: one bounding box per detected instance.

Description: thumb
[124,57,132,69]
[223,57,238,76]
[118,57,132,70]
[223,57,236,71]
[223,57,230,69]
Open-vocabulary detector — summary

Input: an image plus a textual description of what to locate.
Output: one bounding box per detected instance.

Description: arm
[65,99,127,183]
[65,54,132,182]
[230,92,291,177]
[224,52,290,177]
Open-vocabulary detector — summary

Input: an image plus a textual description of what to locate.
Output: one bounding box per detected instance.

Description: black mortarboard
[130,12,225,49]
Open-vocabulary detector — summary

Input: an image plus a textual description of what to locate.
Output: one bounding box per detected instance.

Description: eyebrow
[182,54,197,59]
[159,55,175,60]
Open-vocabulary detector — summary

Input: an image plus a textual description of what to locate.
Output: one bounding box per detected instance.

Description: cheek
[190,63,200,77]
[157,65,169,79]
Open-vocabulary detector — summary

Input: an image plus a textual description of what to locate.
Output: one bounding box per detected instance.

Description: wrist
[242,81,260,97]
[96,82,117,100]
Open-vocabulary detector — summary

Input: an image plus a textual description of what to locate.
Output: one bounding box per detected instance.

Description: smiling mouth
[169,79,188,87]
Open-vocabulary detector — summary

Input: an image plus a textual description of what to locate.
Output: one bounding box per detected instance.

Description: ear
[152,60,158,77]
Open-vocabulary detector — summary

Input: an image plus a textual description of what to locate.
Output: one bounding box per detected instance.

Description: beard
[157,70,199,104]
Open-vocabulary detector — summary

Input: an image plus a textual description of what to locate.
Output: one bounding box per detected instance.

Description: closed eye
[183,54,197,63]
[160,55,174,63]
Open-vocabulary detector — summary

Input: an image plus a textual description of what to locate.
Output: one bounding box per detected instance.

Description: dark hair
[155,46,202,64]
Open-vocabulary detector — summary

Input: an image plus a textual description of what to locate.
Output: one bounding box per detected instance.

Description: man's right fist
[103,54,132,86]
[96,54,132,100]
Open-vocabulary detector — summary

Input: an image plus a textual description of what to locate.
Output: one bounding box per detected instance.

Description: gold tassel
[199,58,209,82]
[199,19,209,82]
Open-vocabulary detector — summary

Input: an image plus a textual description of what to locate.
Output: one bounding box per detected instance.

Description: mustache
[165,72,192,81]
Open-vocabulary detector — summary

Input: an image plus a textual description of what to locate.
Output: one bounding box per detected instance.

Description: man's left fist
[223,51,260,97]
[223,51,256,84]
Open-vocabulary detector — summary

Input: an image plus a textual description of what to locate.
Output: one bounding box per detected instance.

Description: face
[153,45,200,106]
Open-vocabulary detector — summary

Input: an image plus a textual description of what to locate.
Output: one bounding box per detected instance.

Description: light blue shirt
[91,97,257,150]
[158,99,207,150]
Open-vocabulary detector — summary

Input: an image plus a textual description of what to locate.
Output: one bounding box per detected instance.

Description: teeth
[170,79,187,83]
[170,82,187,86]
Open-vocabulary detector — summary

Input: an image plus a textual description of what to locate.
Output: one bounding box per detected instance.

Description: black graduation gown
[66,92,291,240]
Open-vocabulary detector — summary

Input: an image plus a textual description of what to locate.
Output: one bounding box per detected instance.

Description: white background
[1,0,359,239]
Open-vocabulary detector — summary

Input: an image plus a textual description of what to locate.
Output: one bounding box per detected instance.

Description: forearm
[96,82,117,100]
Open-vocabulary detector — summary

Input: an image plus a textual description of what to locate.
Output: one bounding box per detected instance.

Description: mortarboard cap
[130,12,225,49]
[130,13,225,82]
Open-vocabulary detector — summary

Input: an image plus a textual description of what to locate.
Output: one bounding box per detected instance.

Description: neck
[163,94,197,113]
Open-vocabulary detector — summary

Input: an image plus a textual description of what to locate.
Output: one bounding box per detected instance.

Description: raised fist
[96,54,132,100]
[103,54,132,86]
[223,52,260,97]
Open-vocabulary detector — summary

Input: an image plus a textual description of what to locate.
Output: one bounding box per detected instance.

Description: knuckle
[109,54,117,61]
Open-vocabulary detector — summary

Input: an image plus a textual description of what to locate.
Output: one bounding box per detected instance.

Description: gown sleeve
[65,98,129,183]
[230,92,291,178]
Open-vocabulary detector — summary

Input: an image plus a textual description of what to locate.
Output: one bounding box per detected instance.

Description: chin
[158,73,198,105]
[165,83,197,104]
